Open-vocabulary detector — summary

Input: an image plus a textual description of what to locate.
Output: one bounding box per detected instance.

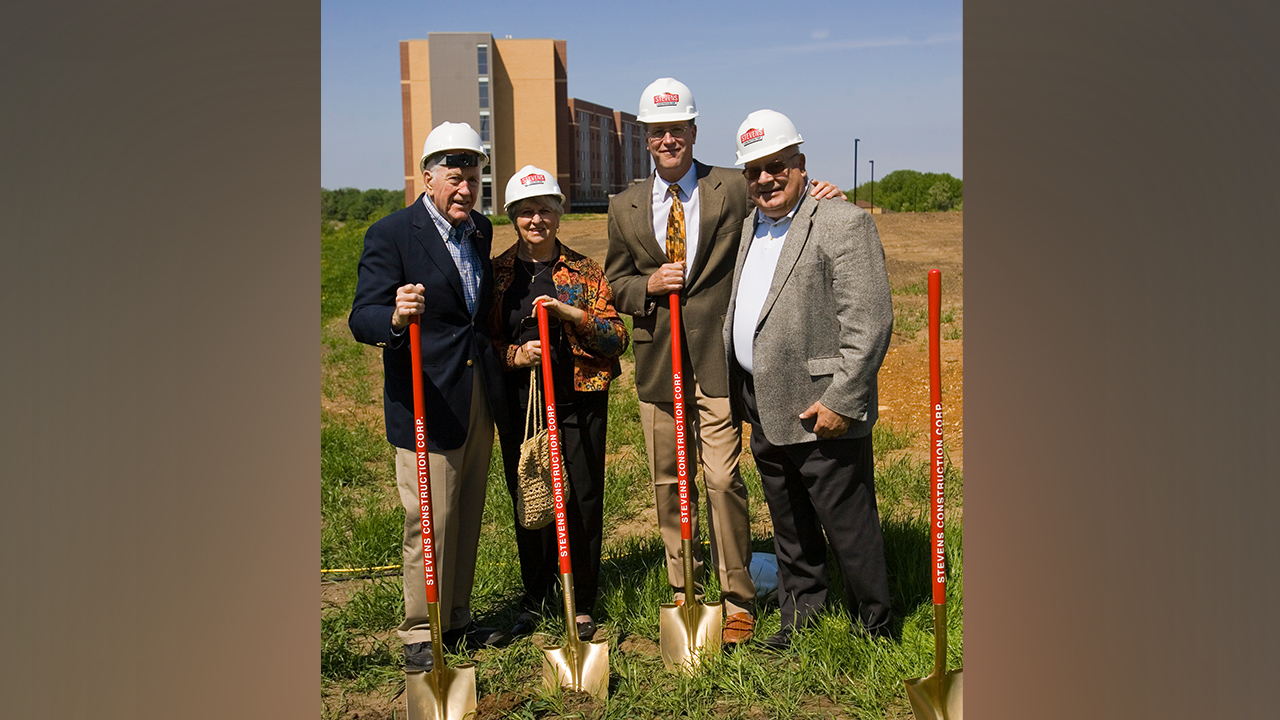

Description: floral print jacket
[489,242,630,392]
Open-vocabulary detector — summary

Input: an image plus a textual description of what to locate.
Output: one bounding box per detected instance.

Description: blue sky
[322,0,962,191]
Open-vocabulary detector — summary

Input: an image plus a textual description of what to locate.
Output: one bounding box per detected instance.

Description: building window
[478,114,489,142]
[599,117,612,191]
[477,44,488,75]
[623,123,633,180]
[577,111,591,193]
[478,78,488,109]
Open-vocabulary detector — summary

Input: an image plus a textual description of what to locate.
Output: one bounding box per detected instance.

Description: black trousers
[740,374,892,635]
[497,369,607,616]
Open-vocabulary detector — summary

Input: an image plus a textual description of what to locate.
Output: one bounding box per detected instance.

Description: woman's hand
[533,295,585,325]
[514,340,542,368]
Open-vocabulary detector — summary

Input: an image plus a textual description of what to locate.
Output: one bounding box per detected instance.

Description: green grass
[872,423,916,458]
[892,305,928,338]
[890,304,962,342]
[322,220,372,323]
[942,308,962,340]
[893,279,926,296]
[321,219,963,718]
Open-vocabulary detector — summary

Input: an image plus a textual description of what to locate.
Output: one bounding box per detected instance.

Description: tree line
[321,188,405,223]
[322,170,962,225]
[847,170,963,212]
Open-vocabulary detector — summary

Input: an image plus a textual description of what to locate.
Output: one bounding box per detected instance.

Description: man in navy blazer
[349,122,507,673]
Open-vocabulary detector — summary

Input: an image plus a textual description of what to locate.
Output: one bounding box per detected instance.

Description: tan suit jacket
[605,161,752,402]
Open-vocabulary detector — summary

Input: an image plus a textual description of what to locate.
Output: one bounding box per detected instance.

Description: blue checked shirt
[423,196,482,315]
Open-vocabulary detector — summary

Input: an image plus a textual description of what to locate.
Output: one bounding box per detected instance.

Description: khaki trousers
[394,376,493,644]
[640,378,755,616]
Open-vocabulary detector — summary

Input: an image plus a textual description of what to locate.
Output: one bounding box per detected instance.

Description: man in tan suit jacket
[605,79,843,648]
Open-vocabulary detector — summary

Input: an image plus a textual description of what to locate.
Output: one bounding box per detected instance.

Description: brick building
[567,100,649,212]
[400,32,650,214]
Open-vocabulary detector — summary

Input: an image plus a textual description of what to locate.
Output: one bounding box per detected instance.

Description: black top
[501,255,575,394]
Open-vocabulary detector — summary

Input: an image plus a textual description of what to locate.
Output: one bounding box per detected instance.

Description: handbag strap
[524,367,543,438]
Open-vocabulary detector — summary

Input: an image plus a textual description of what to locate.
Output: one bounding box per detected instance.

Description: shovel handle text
[409,317,439,604]
[537,302,574,575]
[928,269,946,606]
[669,293,692,539]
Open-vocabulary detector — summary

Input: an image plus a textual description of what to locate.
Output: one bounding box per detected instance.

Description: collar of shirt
[651,164,701,278]
[752,196,804,239]
[422,194,481,315]
[735,199,803,375]
[652,163,698,205]
[422,195,476,243]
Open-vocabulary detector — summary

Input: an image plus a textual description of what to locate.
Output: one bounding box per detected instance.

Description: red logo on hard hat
[740,128,765,146]
[520,173,547,186]
[654,92,680,107]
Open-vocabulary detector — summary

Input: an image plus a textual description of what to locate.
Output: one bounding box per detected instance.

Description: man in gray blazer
[606,79,844,648]
[724,110,894,650]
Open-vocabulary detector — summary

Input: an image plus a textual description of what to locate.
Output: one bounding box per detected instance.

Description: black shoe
[576,619,597,642]
[859,622,898,643]
[759,628,794,653]
[510,612,538,637]
[442,621,509,651]
[404,641,433,673]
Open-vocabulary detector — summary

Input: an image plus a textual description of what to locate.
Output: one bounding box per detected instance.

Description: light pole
[853,138,859,204]
[869,159,875,212]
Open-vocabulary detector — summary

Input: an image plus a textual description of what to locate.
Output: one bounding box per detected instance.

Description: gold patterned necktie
[665,183,686,264]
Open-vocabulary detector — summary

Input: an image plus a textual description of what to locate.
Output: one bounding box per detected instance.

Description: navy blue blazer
[348,194,504,451]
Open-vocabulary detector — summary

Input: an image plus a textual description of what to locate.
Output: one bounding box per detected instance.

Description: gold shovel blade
[904,668,963,720]
[658,600,722,671]
[541,638,610,700]
[406,663,478,720]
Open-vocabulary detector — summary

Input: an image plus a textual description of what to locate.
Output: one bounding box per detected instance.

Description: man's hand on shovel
[647,262,685,295]
[392,283,426,329]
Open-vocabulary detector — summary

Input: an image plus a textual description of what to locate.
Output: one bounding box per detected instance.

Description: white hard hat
[636,77,699,124]
[733,109,804,166]
[420,121,488,172]
[503,165,564,211]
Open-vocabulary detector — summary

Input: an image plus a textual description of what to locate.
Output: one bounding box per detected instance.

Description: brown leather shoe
[722,612,755,645]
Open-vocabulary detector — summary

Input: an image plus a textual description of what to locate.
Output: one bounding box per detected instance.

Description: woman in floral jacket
[488,166,629,642]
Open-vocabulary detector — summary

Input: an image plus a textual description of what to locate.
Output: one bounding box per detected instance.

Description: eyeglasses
[645,124,691,140]
[742,155,797,182]
[441,153,481,167]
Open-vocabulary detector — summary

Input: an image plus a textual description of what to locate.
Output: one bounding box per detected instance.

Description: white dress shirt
[732,201,803,374]
[651,164,700,280]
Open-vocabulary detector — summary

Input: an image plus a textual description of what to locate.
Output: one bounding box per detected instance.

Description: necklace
[519,257,554,280]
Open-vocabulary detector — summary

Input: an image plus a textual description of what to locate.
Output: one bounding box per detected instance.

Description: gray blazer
[724,193,893,446]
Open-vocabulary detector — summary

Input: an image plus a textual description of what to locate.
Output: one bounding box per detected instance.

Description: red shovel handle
[537,302,574,575]
[669,293,692,541]
[408,316,439,605]
[928,270,946,606]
